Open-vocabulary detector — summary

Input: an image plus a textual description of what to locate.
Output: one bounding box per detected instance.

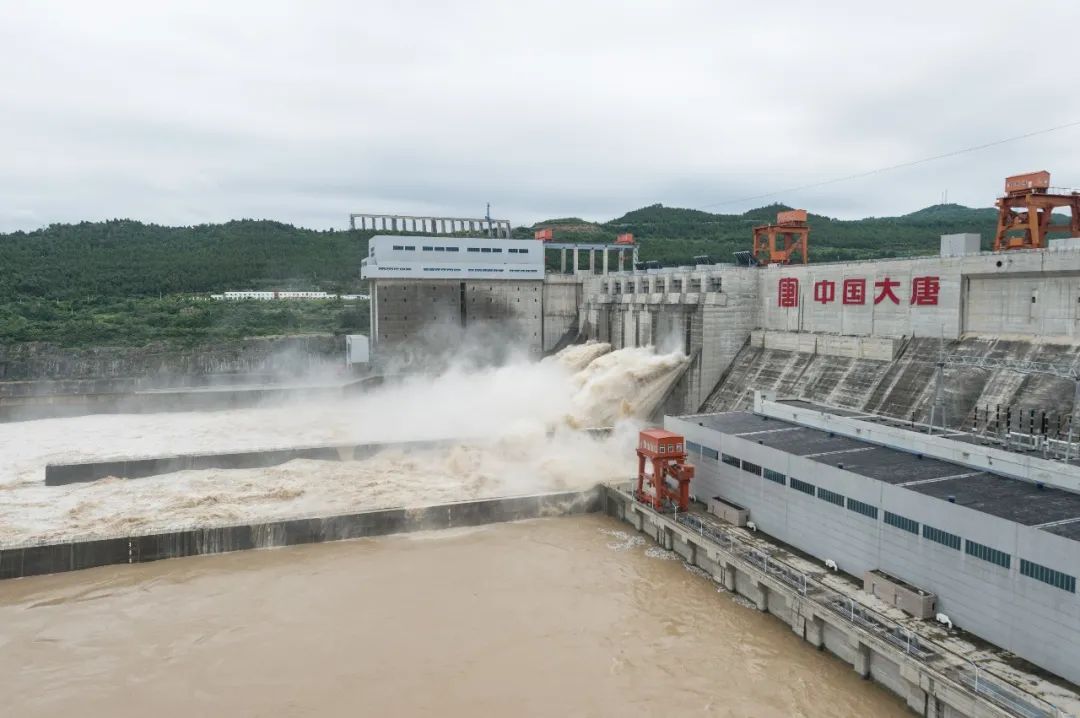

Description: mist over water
[0,342,688,545]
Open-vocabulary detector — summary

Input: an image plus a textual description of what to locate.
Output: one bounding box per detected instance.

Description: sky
[3,1,1080,232]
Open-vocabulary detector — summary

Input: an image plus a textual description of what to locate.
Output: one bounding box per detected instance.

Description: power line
[698,119,1080,209]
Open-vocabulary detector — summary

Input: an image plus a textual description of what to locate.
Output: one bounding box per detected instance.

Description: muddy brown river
[0,515,907,717]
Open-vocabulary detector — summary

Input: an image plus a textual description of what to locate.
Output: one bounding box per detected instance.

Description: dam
[6,217,1080,717]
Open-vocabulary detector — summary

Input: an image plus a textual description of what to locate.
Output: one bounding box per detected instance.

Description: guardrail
[622,491,1067,718]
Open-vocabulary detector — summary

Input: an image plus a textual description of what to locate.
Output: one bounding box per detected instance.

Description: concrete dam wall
[0,335,344,385]
[703,332,1080,431]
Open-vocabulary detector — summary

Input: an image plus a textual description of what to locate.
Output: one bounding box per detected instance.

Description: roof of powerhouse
[687,411,1080,540]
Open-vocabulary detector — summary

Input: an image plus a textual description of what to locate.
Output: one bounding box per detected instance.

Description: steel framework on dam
[994,171,1080,252]
[752,209,810,265]
[349,212,512,238]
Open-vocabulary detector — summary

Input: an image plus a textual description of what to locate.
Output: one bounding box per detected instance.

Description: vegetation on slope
[516,202,1001,265]
[0,202,998,347]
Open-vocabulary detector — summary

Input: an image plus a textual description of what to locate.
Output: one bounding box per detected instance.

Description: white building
[216,291,346,301]
[360,235,544,280]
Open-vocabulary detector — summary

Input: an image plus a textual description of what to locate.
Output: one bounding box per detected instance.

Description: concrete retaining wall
[604,487,1042,718]
[44,438,456,485]
[0,488,602,580]
[0,336,344,382]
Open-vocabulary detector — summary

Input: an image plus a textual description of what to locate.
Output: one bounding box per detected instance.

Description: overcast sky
[4,1,1080,232]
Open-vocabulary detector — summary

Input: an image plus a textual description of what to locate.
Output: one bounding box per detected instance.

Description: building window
[447,247,459,252]
[817,488,844,507]
[721,453,740,468]
[481,247,492,253]
[965,540,1011,569]
[467,247,480,253]
[686,441,701,455]
[922,524,961,550]
[492,248,503,253]
[435,246,445,251]
[404,245,415,250]
[790,478,815,495]
[702,447,719,460]
[884,511,919,535]
[422,246,433,251]
[846,498,878,520]
[741,460,761,476]
[1020,559,1076,593]
[763,468,786,485]
[392,244,404,250]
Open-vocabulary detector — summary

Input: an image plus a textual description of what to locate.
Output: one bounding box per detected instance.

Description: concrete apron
[604,487,1027,718]
[0,487,602,581]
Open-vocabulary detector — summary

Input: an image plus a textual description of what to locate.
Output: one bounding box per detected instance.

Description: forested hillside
[516,202,1001,265]
[0,203,997,346]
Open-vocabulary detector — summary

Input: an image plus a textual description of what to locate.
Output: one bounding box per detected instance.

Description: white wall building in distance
[209,291,368,301]
[361,235,544,280]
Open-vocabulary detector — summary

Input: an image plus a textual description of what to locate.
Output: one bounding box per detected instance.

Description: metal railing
[955,665,1059,718]
[629,492,1068,718]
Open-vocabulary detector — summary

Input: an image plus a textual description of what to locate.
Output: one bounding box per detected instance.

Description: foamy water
[0,343,687,545]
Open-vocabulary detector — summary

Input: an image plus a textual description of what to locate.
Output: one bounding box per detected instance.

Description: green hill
[0,203,1001,346]
[520,202,999,265]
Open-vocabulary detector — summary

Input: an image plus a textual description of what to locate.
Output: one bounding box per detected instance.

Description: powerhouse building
[668,394,1080,684]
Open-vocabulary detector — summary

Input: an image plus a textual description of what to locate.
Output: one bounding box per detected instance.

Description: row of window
[425,246,461,252]
[966,540,1011,569]
[847,498,878,520]
[923,524,961,551]
[1020,559,1076,593]
[466,247,502,253]
[715,450,1076,594]
[818,488,844,507]
[884,510,919,534]
[763,468,786,485]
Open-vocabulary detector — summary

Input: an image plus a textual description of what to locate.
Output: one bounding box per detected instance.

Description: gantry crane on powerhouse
[634,429,695,512]
[994,171,1080,251]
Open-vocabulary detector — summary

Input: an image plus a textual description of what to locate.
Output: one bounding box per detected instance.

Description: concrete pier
[44,438,453,485]
[0,487,602,580]
[604,486,1056,718]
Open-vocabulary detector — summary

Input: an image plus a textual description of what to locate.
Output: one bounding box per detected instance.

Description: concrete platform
[0,375,389,422]
[604,487,1065,718]
[44,438,453,485]
[0,487,602,580]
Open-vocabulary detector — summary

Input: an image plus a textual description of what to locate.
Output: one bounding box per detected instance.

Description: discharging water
[0,342,687,545]
[0,514,907,717]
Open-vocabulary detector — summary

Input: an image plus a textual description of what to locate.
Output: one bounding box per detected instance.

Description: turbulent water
[0,515,908,718]
[0,342,687,545]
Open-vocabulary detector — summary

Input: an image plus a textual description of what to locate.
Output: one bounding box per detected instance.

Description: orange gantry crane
[994,171,1080,251]
[634,428,695,512]
[752,209,810,265]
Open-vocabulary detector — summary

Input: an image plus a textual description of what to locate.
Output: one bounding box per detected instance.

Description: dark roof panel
[682,410,1080,541]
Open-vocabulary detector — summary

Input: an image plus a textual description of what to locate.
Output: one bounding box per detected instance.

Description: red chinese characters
[874,277,901,305]
[778,277,799,307]
[910,276,940,306]
[842,278,866,305]
[813,280,835,303]
[776,276,940,309]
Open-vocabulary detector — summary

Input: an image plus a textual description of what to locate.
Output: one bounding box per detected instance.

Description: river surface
[0,514,907,717]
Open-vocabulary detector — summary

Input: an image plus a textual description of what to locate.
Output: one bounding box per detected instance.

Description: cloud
[3,0,1080,232]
